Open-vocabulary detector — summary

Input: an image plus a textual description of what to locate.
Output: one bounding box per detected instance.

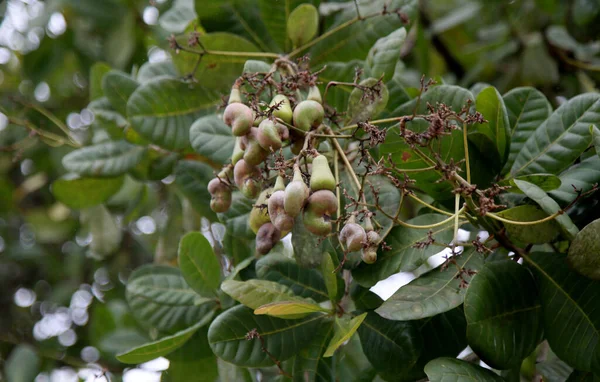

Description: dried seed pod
[255,222,281,255]
[233,159,261,199]
[310,155,336,192]
[303,190,338,236]
[293,100,324,132]
[284,165,309,217]
[223,103,253,136]
[339,216,367,252]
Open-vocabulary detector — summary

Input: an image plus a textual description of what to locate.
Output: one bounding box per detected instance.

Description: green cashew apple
[293,100,324,132]
[233,159,261,199]
[249,188,273,234]
[255,222,281,255]
[256,119,289,151]
[231,137,244,165]
[303,189,338,236]
[310,155,336,191]
[207,177,232,213]
[223,103,253,136]
[270,94,293,124]
[284,165,309,217]
[268,177,295,232]
[307,85,322,104]
[339,217,367,252]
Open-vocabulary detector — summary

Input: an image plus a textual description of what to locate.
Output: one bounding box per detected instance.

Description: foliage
[2,0,600,381]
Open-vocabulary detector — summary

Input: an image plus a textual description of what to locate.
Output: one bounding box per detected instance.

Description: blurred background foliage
[0,0,599,380]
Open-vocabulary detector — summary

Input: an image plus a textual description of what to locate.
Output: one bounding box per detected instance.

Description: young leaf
[352,214,455,288]
[357,312,422,375]
[116,313,215,364]
[221,279,300,308]
[324,313,368,357]
[465,260,543,370]
[424,357,504,381]
[256,252,331,301]
[127,77,221,150]
[475,86,511,163]
[496,205,560,244]
[366,27,407,82]
[321,252,338,302]
[526,252,600,372]
[286,3,319,50]
[126,265,217,333]
[178,232,221,296]
[511,93,600,177]
[568,218,600,280]
[207,305,324,367]
[62,140,147,177]
[514,179,579,239]
[502,87,553,173]
[52,175,123,209]
[375,248,483,321]
[190,115,235,165]
[254,300,329,319]
[101,70,139,115]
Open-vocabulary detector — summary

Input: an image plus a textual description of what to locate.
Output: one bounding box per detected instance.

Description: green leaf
[159,0,197,33]
[5,345,40,382]
[465,260,543,369]
[116,314,214,364]
[165,328,219,382]
[254,300,329,319]
[221,279,301,308]
[62,141,147,177]
[593,125,600,157]
[503,173,562,193]
[309,0,417,64]
[137,61,178,83]
[346,78,389,124]
[318,60,365,112]
[324,313,367,357]
[256,252,330,302]
[375,248,483,321]
[190,115,235,165]
[380,85,472,200]
[102,70,139,116]
[351,284,384,311]
[537,349,574,382]
[126,265,217,333]
[207,304,324,367]
[567,370,600,381]
[525,252,600,372]
[366,27,407,82]
[352,214,455,287]
[568,218,600,280]
[514,179,579,239]
[424,358,504,382]
[289,322,335,381]
[475,86,511,163]
[174,160,218,221]
[178,232,221,296]
[321,252,338,302]
[496,205,561,245]
[52,175,123,209]
[81,204,122,258]
[357,312,422,374]
[90,62,112,100]
[550,155,600,204]
[511,93,600,176]
[502,87,553,173]
[521,32,559,86]
[127,77,221,150]
[217,358,254,382]
[173,32,260,91]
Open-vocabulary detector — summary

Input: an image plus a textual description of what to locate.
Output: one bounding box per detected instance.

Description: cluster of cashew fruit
[206,79,381,265]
